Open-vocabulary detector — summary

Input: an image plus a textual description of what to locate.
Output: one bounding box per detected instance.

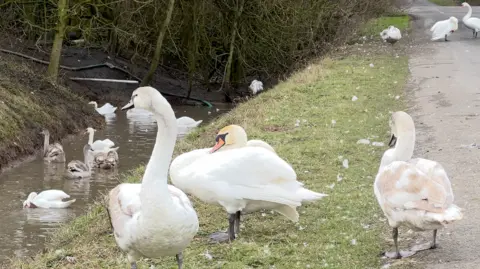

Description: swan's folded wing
[409,158,454,205]
[431,20,450,40]
[36,190,70,201]
[108,184,141,237]
[179,147,302,206]
[376,161,448,212]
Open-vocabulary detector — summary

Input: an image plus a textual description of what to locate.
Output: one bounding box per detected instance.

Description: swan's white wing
[177,147,303,207]
[409,158,454,204]
[246,139,276,153]
[108,183,141,240]
[375,161,448,212]
[466,17,480,30]
[431,20,452,40]
[97,103,117,115]
[388,27,402,40]
[176,116,202,127]
[91,139,114,151]
[36,190,70,201]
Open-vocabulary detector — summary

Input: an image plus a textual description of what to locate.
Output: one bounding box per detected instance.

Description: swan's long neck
[83,148,91,170]
[140,97,176,216]
[88,131,94,145]
[43,133,49,154]
[464,5,472,21]
[392,131,415,162]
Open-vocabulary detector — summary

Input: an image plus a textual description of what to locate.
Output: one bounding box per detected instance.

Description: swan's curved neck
[83,148,91,170]
[464,5,472,21]
[392,131,415,162]
[88,131,94,144]
[140,96,176,215]
[43,133,50,154]
[92,102,98,109]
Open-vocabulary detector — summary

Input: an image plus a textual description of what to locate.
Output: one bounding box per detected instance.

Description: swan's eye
[215,133,228,142]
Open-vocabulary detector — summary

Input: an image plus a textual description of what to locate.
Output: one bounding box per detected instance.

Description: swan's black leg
[393,227,401,259]
[106,206,114,231]
[445,35,448,42]
[176,252,184,269]
[431,229,438,249]
[131,261,137,269]
[228,213,236,241]
[234,211,241,234]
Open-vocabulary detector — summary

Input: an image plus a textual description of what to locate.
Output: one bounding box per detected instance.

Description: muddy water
[0,103,232,262]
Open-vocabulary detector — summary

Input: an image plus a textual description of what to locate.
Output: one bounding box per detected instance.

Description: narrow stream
[0,102,232,262]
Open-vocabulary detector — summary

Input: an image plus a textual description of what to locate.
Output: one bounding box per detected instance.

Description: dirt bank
[0,52,104,171]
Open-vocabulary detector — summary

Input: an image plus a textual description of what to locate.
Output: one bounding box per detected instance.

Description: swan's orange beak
[210,138,225,153]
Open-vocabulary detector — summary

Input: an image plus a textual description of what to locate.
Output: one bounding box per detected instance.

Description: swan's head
[210,124,248,153]
[122,86,169,113]
[461,2,469,7]
[88,101,97,105]
[85,127,96,134]
[23,192,38,208]
[388,111,415,147]
[40,129,50,136]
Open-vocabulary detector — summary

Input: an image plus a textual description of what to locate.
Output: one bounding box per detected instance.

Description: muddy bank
[0,53,104,171]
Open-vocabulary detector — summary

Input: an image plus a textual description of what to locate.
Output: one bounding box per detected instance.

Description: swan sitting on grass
[380,25,402,44]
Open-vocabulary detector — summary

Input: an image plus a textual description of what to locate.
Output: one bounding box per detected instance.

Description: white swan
[40,129,66,163]
[23,190,76,209]
[375,111,463,259]
[66,144,93,179]
[88,101,117,115]
[249,79,264,95]
[380,25,402,44]
[170,124,327,243]
[85,127,117,152]
[176,116,203,135]
[107,86,198,269]
[462,2,480,38]
[430,16,458,41]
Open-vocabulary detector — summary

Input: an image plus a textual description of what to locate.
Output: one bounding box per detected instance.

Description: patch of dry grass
[8,37,409,268]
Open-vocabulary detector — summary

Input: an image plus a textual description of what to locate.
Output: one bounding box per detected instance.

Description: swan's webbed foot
[130,261,137,269]
[208,231,230,243]
[176,252,183,269]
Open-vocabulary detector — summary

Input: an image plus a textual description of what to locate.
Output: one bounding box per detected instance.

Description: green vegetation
[9,15,410,268]
[428,0,459,6]
[359,14,410,37]
[0,54,103,170]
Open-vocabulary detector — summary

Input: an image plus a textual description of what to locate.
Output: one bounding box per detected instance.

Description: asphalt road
[405,0,480,268]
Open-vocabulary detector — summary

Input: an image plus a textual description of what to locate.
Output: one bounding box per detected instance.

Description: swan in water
[23,190,76,209]
[93,148,119,169]
[170,124,327,243]
[462,2,480,38]
[85,127,117,152]
[430,16,458,41]
[107,86,198,269]
[88,101,117,115]
[176,116,203,135]
[375,111,463,259]
[380,25,402,44]
[66,144,93,179]
[40,129,66,163]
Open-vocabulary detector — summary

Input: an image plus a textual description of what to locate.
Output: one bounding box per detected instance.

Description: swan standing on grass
[66,144,93,179]
[375,111,463,259]
[462,2,480,38]
[170,124,327,243]
[40,129,66,163]
[430,16,458,41]
[23,190,75,209]
[85,127,117,152]
[107,86,198,269]
[380,25,402,44]
[88,101,117,115]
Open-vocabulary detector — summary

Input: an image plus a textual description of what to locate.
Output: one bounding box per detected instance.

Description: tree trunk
[140,0,176,87]
[222,0,244,102]
[46,0,69,81]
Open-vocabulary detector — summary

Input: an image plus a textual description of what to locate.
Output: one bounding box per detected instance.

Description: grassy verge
[359,14,410,37]
[0,53,103,170]
[9,17,410,269]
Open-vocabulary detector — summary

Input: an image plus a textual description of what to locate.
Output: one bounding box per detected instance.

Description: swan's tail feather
[50,199,76,208]
[442,204,463,223]
[296,188,328,202]
[195,120,203,126]
[273,205,299,222]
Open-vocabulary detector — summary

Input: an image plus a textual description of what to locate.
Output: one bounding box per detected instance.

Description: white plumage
[249,79,264,95]
[88,101,117,115]
[380,26,402,44]
[430,16,458,41]
[462,2,480,38]
[23,190,76,209]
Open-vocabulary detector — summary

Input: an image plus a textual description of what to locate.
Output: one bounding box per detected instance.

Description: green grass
[8,16,410,269]
[428,0,459,6]
[359,15,410,37]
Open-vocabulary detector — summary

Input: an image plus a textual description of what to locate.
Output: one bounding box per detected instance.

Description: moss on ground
[9,16,410,269]
[0,53,104,170]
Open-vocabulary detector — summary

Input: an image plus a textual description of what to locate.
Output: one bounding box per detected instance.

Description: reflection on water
[0,102,232,263]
